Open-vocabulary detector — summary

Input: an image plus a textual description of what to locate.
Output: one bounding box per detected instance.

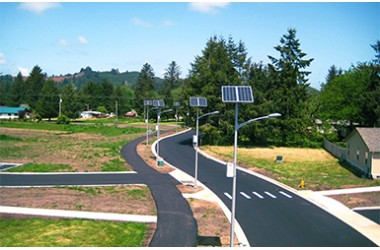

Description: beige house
[346,128,380,179]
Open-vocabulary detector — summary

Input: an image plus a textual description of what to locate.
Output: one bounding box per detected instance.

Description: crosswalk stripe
[240,192,251,199]
[279,191,292,198]
[224,192,232,200]
[252,192,264,199]
[264,191,277,198]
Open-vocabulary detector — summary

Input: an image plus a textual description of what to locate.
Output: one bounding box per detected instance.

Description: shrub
[57,115,70,125]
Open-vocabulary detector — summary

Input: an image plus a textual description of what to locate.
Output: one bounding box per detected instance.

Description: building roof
[0,106,26,114]
[348,127,380,152]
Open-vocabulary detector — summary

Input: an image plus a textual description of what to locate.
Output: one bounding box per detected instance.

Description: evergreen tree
[325,65,342,84]
[268,28,314,119]
[134,63,156,114]
[35,80,59,119]
[101,79,114,111]
[112,85,135,116]
[61,83,81,119]
[267,28,314,146]
[25,66,45,110]
[79,81,103,111]
[161,61,181,106]
[9,72,26,106]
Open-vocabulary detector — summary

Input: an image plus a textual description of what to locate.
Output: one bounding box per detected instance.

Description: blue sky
[0,2,379,89]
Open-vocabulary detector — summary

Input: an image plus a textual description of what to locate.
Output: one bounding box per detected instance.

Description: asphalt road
[159,130,377,247]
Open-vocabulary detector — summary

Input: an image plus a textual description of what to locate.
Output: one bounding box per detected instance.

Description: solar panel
[173,102,180,107]
[189,97,207,107]
[153,100,165,107]
[144,100,152,106]
[221,86,254,103]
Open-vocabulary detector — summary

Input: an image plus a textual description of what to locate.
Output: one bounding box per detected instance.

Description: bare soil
[327,192,380,209]
[0,186,156,215]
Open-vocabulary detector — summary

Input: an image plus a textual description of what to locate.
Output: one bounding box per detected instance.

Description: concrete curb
[0,205,157,223]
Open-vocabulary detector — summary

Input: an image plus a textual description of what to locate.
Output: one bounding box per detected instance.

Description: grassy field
[0,218,147,247]
[202,146,380,191]
[0,122,146,172]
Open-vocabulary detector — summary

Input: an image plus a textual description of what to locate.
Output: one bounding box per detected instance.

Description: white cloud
[58,39,68,46]
[18,2,61,14]
[18,67,30,77]
[0,53,5,64]
[130,17,152,28]
[189,2,230,14]
[78,35,88,45]
[161,20,174,27]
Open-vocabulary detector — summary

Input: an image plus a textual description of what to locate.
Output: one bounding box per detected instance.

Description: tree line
[1,28,378,147]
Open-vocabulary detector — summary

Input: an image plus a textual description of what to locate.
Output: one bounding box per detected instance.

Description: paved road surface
[159,130,377,247]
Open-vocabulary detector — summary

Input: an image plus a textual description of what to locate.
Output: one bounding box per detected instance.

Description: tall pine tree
[134,63,156,114]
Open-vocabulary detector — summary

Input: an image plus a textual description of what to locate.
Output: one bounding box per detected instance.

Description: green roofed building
[0,106,28,120]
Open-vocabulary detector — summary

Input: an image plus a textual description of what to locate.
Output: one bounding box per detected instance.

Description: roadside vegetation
[201,146,380,191]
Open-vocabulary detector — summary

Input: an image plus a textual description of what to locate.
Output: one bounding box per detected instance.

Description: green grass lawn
[0,218,147,247]
[202,146,380,191]
[0,120,145,136]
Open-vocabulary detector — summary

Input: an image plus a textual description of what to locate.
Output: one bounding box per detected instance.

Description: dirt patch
[136,140,174,174]
[176,184,204,194]
[0,186,156,215]
[328,192,380,209]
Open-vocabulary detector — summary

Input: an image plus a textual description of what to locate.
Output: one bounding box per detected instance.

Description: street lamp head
[211,111,220,115]
[269,113,281,118]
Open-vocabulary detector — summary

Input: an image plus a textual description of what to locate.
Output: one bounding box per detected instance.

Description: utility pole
[59,94,62,117]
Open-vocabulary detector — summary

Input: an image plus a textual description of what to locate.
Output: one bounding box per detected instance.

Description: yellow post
[299,179,305,189]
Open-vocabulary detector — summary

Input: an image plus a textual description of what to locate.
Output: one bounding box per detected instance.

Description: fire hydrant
[299,179,305,189]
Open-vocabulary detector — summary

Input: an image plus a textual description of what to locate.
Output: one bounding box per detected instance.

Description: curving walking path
[121,135,198,247]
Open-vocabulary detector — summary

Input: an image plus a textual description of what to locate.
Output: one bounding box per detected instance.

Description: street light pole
[194,110,219,189]
[230,103,238,247]
[156,108,172,165]
[229,112,281,247]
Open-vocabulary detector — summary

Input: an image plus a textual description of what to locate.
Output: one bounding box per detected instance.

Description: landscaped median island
[0,186,157,247]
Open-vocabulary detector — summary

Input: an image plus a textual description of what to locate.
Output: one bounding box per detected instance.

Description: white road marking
[240,192,251,199]
[279,191,292,198]
[252,192,264,199]
[264,191,277,198]
[224,192,232,200]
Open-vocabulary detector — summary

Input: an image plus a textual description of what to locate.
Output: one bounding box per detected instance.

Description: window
[357,149,360,161]
[365,152,368,165]
[347,143,350,155]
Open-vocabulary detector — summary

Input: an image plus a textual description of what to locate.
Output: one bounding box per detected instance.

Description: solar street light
[173,102,180,132]
[222,85,280,247]
[189,97,219,189]
[144,100,153,146]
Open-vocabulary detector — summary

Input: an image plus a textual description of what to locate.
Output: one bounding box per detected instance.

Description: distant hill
[48,67,164,90]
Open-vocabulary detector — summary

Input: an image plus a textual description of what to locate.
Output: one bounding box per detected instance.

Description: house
[0,106,27,120]
[346,128,380,179]
[80,111,103,119]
